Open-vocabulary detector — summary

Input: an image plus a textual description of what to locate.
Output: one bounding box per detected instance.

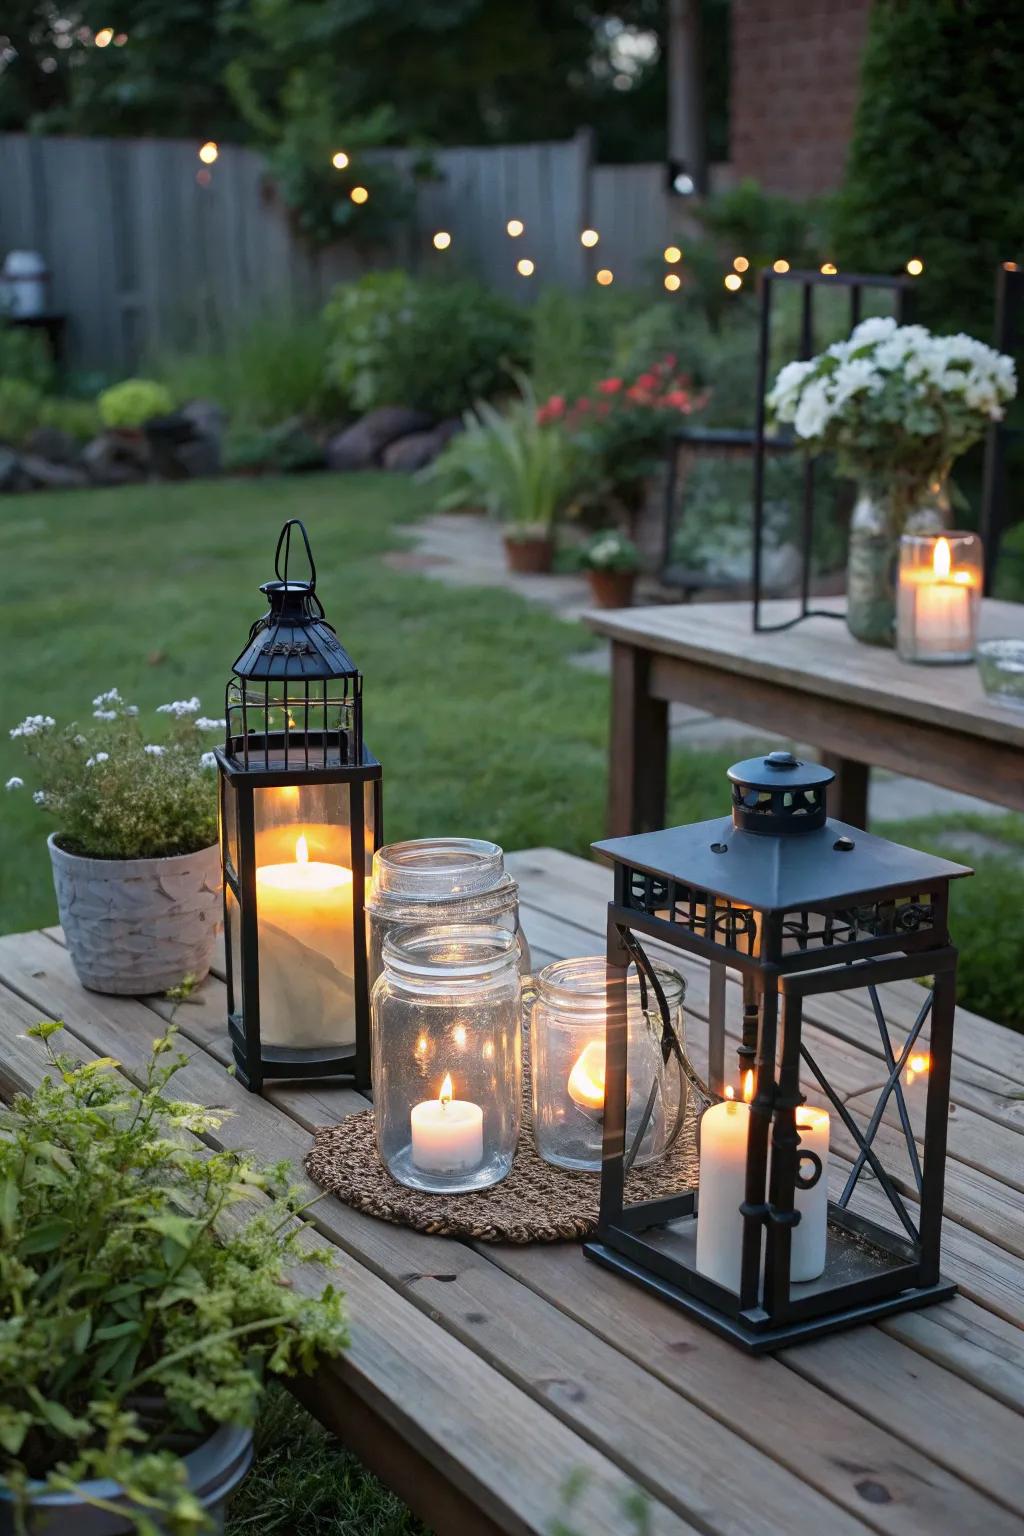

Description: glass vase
[371,925,522,1192]
[846,480,949,648]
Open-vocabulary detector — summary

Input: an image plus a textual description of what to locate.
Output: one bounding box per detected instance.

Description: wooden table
[586,597,1024,834]
[2,849,1023,1536]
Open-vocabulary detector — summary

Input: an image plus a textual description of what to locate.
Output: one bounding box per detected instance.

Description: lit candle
[898,536,978,660]
[567,1040,606,1111]
[411,1073,484,1172]
[696,1072,753,1292]
[255,832,355,1048]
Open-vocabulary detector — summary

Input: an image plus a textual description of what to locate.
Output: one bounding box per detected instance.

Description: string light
[595,268,614,286]
[516,257,535,277]
[1004,261,1020,272]
[350,186,369,205]
[198,141,218,165]
[906,258,924,276]
[724,273,742,292]
[506,219,524,238]
[94,26,113,46]
[664,273,681,292]
[820,261,838,276]
[433,231,452,250]
[663,245,682,264]
[331,150,350,170]
[772,259,790,274]
[733,256,749,273]
[580,229,600,248]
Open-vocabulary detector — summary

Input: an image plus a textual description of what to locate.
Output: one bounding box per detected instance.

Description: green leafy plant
[223,421,325,476]
[579,529,640,573]
[152,315,339,430]
[98,380,174,432]
[36,395,101,442]
[0,1023,347,1533]
[0,325,53,392]
[0,377,44,446]
[323,271,527,417]
[428,382,579,537]
[7,689,218,860]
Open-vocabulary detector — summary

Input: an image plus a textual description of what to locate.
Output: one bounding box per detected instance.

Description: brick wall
[729,0,872,198]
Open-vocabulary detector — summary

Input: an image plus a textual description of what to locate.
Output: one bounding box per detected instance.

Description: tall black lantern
[586,750,971,1352]
[216,520,381,1092]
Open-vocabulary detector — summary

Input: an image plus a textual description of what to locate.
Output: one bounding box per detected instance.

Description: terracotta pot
[503,534,555,574]
[587,568,637,609]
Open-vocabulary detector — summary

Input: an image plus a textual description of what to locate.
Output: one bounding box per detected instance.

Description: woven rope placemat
[305,1051,698,1243]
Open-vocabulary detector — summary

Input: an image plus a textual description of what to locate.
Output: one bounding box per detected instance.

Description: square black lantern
[215,520,381,1092]
[585,750,971,1352]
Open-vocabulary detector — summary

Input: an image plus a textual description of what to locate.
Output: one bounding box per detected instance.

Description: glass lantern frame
[585,758,970,1353]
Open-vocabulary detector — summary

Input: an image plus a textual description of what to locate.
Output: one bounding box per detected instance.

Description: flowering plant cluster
[538,357,705,516]
[767,317,1017,518]
[7,689,220,860]
[580,528,641,573]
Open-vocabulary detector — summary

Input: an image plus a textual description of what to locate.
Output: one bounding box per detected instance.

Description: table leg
[821,752,869,829]
[608,641,668,836]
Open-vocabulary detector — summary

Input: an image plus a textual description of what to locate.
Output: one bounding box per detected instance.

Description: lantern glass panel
[221,776,238,879]
[530,958,687,1172]
[225,882,242,1017]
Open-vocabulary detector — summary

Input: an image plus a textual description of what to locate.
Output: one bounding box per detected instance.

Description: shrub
[7,688,218,860]
[0,1023,346,1533]
[36,395,101,442]
[154,314,338,429]
[98,378,174,431]
[0,324,53,391]
[224,420,325,475]
[529,286,651,403]
[323,272,527,417]
[0,377,44,446]
[834,0,1024,334]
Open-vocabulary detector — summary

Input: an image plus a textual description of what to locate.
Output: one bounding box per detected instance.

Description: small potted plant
[581,529,641,608]
[98,379,174,443]
[0,1023,347,1534]
[7,690,222,995]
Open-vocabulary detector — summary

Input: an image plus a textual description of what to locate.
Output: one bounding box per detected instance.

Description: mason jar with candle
[897,531,982,663]
[530,956,687,1172]
[367,838,529,995]
[371,925,522,1193]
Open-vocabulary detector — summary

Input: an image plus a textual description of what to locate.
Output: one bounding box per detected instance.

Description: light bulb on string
[820,261,838,276]
[580,229,600,249]
[94,26,113,46]
[350,186,369,205]
[595,268,614,286]
[906,257,924,276]
[331,150,350,170]
[772,259,790,274]
[506,219,524,238]
[724,273,742,292]
[433,231,452,251]
[732,256,749,273]
[664,273,681,292]
[198,141,218,165]
[516,257,535,277]
[663,245,682,264]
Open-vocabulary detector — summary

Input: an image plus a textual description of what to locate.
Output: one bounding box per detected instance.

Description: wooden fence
[0,131,679,374]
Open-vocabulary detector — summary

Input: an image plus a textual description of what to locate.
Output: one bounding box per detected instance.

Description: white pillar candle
[255,832,355,1048]
[790,1108,830,1282]
[411,1073,484,1172]
[696,1080,752,1293]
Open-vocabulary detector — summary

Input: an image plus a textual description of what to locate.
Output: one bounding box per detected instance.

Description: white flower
[144,744,166,756]
[194,717,225,732]
[5,776,23,790]
[85,752,110,768]
[157,697,201,718]
[92,688,122,708]
[125,705,139,716]
[32,790,46,805]
[10,715,55,739]
[92,709,118,721]
[830,358,883,409]
[849,316,897,347]
[199,751,218,770]
[73,734,87,746]
[792,379,833,440]
[767,359,816,419]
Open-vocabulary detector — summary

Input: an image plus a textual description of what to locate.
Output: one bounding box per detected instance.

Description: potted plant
[7,690,222,995]
[767,317,1016,645]
[581,529,641,608]
[98,380,174,444]
[428,382,579,574]
[0,1023,347,1534]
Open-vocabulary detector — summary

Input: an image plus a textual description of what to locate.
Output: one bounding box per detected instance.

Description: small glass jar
[530,956,687,1172]
[367,838,529,995]
[371,925,522,1192]
[897,531,982,663]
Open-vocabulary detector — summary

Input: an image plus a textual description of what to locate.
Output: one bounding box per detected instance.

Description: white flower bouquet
[768,317,1016,524]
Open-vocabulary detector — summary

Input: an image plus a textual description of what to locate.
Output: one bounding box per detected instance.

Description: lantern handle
[275,519,317,592]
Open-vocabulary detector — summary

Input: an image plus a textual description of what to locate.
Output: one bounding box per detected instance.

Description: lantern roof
[231,520,358,683]
[594,752,971,911]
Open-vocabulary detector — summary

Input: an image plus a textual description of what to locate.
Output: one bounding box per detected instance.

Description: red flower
[663,389,693,411]
[597,377,623,394]
[636,371,659,390]
[537,395,566,424]
[627,385,652,403]
[663,353,678,370]
[574,397,591,413]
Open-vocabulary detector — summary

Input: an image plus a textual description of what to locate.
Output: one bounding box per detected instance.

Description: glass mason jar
[897,530,982,664]
[366,838,529,996]
[846,478,949,647]
[371,925,522,1192]
[529,956,687,1172]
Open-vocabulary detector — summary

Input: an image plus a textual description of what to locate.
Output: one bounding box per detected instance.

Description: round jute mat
[305,1068,698,1244]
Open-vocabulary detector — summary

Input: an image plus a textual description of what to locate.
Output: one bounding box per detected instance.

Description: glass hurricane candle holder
[897,532,982,663]
[530,956,687,1172]
[366,837,529,995]
[371,925,522,1192]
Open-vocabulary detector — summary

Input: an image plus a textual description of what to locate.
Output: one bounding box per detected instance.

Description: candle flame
[933,537,952,580]
[295,834,308,864]
[909,1053,929,1074]
[567,1041,606,1110]
[742,1070,755,1103]
[724,1085,735,1100]
[439,1073,453,1108]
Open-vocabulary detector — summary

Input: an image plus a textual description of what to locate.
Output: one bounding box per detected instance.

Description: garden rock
[20,453,89,491]
[0,447,27,492]
[326,406,434,470]
[83,431,150,485]
[25,425,80,465]
[382,422,457,472]
[146,401,223,480]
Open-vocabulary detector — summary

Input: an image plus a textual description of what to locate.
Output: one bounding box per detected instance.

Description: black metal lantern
[216,520,381,1092]
[585,750,971,1352]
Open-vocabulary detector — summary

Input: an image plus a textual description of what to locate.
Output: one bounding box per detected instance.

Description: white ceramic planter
[48,834,222,995]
